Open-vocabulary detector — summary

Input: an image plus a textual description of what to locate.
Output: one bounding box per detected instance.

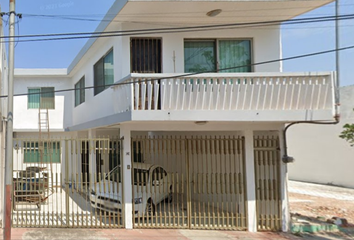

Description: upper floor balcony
[112,72,337,122]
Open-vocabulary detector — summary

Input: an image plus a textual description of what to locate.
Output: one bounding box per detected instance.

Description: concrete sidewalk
[0,229,301,240]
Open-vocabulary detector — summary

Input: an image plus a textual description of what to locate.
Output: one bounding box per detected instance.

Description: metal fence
[12,135,249,230]
[12,138,124,228]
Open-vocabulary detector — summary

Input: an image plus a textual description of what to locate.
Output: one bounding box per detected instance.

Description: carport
[131,134,247,230]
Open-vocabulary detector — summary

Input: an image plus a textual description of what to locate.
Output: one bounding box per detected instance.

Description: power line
[2,44,353,99]
[2,13,353,38]
[0,13,353,44]
[20,2,354,21]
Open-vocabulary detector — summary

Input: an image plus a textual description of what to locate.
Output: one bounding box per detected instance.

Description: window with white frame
[75,76,85,107]
[94,49,114,95]
[184,39,252,73]
[28,87,55,109]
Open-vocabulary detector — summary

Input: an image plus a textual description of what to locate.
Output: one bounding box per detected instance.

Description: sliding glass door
[184,39,251,73]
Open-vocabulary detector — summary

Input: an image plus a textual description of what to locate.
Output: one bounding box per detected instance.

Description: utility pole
[335,0,340,104]
[4,0,15,239]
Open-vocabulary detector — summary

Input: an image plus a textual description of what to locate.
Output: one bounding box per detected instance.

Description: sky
[0,0,353,86]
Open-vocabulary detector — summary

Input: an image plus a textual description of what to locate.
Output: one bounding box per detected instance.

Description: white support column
[120,125,133,229]
[278,128,290,232]
[243,130,257,232]
[88,129,97,189]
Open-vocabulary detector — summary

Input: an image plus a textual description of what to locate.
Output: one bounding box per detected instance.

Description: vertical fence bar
[65,139,70,227]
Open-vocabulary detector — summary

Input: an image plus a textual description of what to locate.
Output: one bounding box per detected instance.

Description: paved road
[289,180,354,201]
[1,228,302,240]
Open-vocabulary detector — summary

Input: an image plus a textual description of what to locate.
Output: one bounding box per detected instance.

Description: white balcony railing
[113,72,337,119]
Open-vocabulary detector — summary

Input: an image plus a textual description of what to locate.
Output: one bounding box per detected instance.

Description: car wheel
[145,199,155,216]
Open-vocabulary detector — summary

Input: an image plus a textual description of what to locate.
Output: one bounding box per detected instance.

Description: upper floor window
[94,49,114,96]
[184,39,252,73]
[131,38,162,73]
[28,87,55,109]
[75,76,85,107]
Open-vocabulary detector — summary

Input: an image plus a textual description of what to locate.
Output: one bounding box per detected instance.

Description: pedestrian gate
[131,135,247,230]
[254,135,282,231]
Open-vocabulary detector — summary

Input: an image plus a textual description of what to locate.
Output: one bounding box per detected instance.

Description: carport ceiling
[115,0,334,24]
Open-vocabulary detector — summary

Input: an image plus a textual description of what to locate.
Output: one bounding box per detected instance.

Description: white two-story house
[9,0,337,232]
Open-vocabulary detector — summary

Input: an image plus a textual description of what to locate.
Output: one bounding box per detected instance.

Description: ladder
[38,108,51,153]
[38,108,53,197]
[38,108,50,138]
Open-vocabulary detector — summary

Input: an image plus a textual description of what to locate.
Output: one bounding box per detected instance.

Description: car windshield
[105,166,121,183]
[133,168,149,186]
[104,166,149,186]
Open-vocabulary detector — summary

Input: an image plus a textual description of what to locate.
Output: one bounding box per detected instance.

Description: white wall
[13,75,71,131]
[69,21,281,128]
[288,85,354,188]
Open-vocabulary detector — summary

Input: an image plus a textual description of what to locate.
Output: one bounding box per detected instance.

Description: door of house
[254,135,282,231]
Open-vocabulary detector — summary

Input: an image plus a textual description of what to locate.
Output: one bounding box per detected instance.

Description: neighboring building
[288,85,354,189]
[7,0,337,232]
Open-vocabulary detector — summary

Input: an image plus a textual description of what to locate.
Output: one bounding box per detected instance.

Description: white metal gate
[12,138,124,228]
[131,135,247,230]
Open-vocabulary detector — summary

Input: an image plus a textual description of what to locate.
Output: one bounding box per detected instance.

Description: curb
[291,223,338,233]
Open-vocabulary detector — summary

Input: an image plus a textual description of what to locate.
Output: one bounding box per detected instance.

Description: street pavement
[0,228,301,240]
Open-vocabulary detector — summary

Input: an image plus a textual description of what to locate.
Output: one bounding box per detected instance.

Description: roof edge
[67,0,128,75]
[15,68,68,77]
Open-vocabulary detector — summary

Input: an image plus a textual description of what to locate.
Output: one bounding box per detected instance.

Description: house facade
[7,0,337,232]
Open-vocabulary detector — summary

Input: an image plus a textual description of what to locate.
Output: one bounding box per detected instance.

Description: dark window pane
[75,82,80,106]
[94,49,114,95]
[75,76,85,107]
[94,58,104,95]
[28,87,55,109]
[184,40,216,73]
[40,87,55,109]
[218,40,251,73]
[28,88,40,109]
[131,38,161,73]
[104,51,114,87]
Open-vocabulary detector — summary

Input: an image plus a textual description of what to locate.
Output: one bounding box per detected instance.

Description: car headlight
[134,197,143,204]
[91,189,96,195]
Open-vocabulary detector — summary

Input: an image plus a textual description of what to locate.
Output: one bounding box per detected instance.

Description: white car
[90,163,172,216]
